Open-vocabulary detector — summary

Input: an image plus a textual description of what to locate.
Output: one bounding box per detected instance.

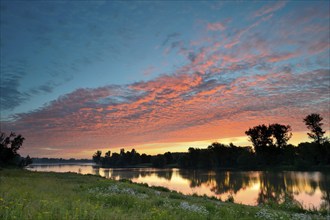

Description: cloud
[162,32,181,47]
[142,66,156,76]
[2,64,329,156]
[207,22,226,31]
[266,51,300,63]
[0,61,29,110]
[253,1,286,18]
[0,60,69,112]
[307,39,330,55]
[0,82,28,111]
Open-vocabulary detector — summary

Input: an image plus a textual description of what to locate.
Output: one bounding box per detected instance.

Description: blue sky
[1,1,329,158]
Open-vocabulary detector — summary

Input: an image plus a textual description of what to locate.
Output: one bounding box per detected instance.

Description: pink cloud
[207,22,226,31]
[308,41,330,55]
[2,66,328,158]
[253,1,286,18]
[267,51,301,63]
[142,66,156,76]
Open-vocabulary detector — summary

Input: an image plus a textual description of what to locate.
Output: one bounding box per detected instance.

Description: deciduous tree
[269,124,292,148]
[0,132,25,166]
[304,113,326,144]
[93,150,102,164]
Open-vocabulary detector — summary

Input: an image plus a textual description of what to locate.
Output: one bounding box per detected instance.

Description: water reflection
[26,164,329,210]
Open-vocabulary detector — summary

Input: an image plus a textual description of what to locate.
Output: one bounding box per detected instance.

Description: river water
[26,164,330,210]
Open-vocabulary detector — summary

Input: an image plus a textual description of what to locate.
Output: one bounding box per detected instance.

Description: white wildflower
[255,209,280,220]
[291,213,312,220]
[107,185,120,193]
[136,194,149,199]
[88,186,149,200]
[163,199,173,208]
[179,201,208,215]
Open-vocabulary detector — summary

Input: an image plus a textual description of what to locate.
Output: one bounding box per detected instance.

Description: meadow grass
[0,168,327,220]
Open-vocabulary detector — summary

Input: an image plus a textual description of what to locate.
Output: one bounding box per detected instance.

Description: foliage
[297,141,330,166]
[151,154,167,168]
[92,148,175,168]
[0,132,31,167]
[270,124,292,148]
[92,150,102,164]
[245,124,273,152]
[162,143,256,170]
[303,113,326,144]
[245,124,292,165]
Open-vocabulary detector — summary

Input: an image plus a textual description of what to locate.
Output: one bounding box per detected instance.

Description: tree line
[92,148,179,168]
[93,113,330,169]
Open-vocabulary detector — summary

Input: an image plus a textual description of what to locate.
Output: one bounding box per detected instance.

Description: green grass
[0,169,327,220]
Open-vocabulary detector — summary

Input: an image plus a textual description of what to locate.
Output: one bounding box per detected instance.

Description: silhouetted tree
[177,154,190,168]
[297,142,320,166]
[245,124,274,165]
[236,146,256,168]
[151,154,166,168]
[245,124,290,165]
[93,150,102,164]
[269,124,292,148]
[304,113,326,144]
[164,152,173,164]
[105,150,111,158]
[112,152,120,166]
[19,155,33,167]
[102,150,111,166]
[131,149,141,165]
[140,153,151,163]
[280,144,296,165]
[245,124,273,152]
[0,132,25,166]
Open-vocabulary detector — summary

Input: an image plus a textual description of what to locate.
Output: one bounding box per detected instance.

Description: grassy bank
[0,169,327,220]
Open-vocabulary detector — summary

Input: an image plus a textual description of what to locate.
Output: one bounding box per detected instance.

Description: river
[26,163,330,210]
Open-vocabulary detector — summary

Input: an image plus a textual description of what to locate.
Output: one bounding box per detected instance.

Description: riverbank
[0,169,327,220]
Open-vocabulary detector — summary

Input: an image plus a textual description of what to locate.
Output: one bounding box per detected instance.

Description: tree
[303,113,326,144]
[105,150,111,158]
[93,150,102,164]
[164,152,173,164]
[102,150,111,166]
[19,155,33,167]
[0,132,25,166]
[151,154,166,168]
[131,149,141,165]
[269,124,292,148]
[245,124,273,153]
[245,124,288,165]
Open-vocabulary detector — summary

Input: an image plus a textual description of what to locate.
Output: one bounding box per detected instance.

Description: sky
[0,1,329,159]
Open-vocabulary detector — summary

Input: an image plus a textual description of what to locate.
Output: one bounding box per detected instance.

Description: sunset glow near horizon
[1,1,329,159]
